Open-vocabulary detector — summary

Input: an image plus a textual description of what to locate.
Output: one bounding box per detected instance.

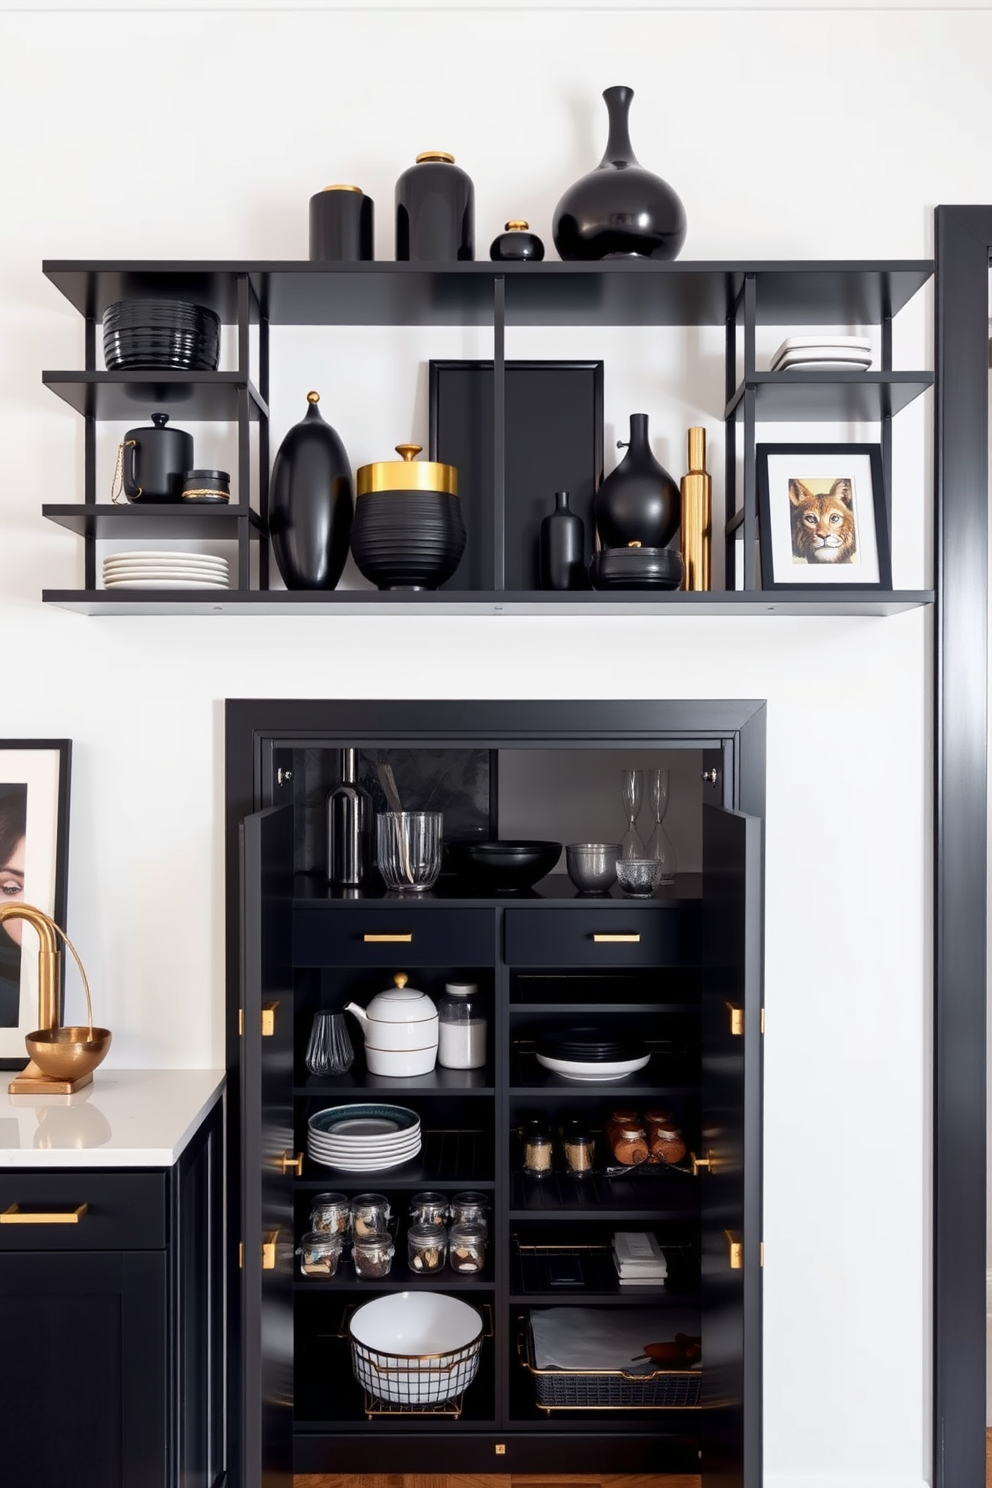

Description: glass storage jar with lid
[436,981,487,1069]
[351,1192,391,1239]
[297,1231,344,1277]
[449,1190,489,1233]
[448,1221,487,1272]
[409,1191,449,1226]
[522,1120,553,1176]
[352,1231,395,1278]
[310,1191,351,1238]
[407,1222,447,1273]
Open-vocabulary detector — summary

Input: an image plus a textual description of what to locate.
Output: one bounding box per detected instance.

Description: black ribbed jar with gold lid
[351,443,466,591]
[395,151,475,261]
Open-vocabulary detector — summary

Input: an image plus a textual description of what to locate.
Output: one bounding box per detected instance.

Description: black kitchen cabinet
[226,696,765,1486]
[0,1098,224,1488]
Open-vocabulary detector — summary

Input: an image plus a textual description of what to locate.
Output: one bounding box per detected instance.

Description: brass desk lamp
[0,903,111,1095]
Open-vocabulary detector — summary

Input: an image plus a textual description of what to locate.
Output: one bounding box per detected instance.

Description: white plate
[103,563,229,577]
[103,577,230,590]
[103,568,229,581]
[308,1138,422,1158]
[536,1051,651,1081]
[105,550,228,563]
[308,1147,420,1172]
[778,359,873,373]
[771,334,871,361]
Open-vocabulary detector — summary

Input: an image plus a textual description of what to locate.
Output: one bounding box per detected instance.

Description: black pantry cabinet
[225,697,766,1487]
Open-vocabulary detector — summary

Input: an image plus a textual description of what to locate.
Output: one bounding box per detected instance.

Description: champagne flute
[645,767,677,884]
[619,768,645,859]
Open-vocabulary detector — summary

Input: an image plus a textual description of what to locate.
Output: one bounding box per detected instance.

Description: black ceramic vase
[594,414,680,549]
[540,490,586,590]
[552,85,687,261]
[396,151,475,261]
[269,392,354,590]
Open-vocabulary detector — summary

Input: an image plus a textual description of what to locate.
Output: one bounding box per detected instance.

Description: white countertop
[0,1068,225,1167]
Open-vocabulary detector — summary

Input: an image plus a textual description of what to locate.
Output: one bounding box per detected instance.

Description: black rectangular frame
[755,442,891,591]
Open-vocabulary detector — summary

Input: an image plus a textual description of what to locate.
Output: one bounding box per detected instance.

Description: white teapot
[345,972,439,1077]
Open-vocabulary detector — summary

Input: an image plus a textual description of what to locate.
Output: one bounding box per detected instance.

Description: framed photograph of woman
[0,741,71,1067]
[756,443,891,590]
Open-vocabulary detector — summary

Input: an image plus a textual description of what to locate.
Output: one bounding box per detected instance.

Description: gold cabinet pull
[690,1152,712,1176]
[1,1202,88,1225]
[261,1001,279,1036]
[727,1003,744,1036]
[363,933,413,943]
[262,1230,279,1269]
[277,1151,303,1176]
[726,1229,744,1270]
[592,933,640,943]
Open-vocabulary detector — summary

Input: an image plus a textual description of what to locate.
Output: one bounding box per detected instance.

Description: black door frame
[933,206,989,1488]
[224,696,766,1487]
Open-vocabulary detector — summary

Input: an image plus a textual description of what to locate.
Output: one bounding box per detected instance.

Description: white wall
[1,6,985,1486]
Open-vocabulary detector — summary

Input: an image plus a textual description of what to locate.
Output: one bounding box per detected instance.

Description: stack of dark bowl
[103,299,220,371]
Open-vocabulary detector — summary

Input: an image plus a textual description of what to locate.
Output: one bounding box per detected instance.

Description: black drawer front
[504,905,699,967]
[294,907,496,967]
[0,1170,166,1251]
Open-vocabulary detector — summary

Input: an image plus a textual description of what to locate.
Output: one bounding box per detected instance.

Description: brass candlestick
[680,426,712,591]
[0,903,111,1095]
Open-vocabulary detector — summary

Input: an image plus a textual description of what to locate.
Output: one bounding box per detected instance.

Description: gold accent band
[506,219,529,231]
[364,933,413,943]
[181,489,229,501]
[593,933,640,943]
[416,150,454,165]
[1,1202,88,1225]
[322,184,362,192]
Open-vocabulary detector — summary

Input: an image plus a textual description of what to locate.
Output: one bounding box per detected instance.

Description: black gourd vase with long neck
[594,413,680,550]
[552,85,687,261]
[269,392,354,590]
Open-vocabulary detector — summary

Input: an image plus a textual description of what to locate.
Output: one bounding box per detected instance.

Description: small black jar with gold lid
[309,184,374,261]
[489,220,545,262]
[395,151,474,261]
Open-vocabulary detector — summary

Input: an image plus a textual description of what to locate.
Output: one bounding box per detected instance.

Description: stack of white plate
[770,335,873,372]
[103,551,230,590]
[307,1103,421,1171]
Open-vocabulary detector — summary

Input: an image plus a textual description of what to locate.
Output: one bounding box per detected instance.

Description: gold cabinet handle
[725,1229,744,1270]
[363,933,413,943]
[262,1230,279,1269]
[278,1151,303,1176]
[261,1000,279,1037]
[1,1202,88,1225]
[727,1003,744,1036]
[690,1152,712,1176]
[592,933,640,943]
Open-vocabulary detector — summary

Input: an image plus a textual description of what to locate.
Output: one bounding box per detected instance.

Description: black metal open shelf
[43,503,265,540]
[42,370,267,421]
[725,370,933,422]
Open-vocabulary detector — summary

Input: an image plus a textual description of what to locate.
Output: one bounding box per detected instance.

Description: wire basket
[350,1332,483,1419]
[520,1320,701,1412]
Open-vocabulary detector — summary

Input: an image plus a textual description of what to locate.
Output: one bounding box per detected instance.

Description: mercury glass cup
[619,768,645,860]
[616,858,663,897]
[376,811,443,892]
[566,842,621,893]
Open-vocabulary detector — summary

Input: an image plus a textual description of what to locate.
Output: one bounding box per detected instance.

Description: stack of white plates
[307,1103,421,1171]
[770,335,873,373]
[102,551,230,590]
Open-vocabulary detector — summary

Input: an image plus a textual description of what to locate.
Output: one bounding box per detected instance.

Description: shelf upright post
[742,275,758,590]
[880,304,893,537]
[493,274,506,592]
[83,312,97,592]
[725,283,744,589]
[236,275,252,592]
[254,275,270,591]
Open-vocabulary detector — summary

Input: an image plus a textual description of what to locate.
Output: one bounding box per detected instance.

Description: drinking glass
[305,1010,355,1076]
[376,811,443,892]
[619,768,645,860]
[645,767,677,885]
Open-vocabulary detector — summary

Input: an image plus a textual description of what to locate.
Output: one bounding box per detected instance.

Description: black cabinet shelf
[42,588,934,617]
[42,370,268,421]
[43,503,265,540]
[725,370,933,422]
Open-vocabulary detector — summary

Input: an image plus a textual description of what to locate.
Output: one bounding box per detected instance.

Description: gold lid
[416,150,455,164]
[322,183,362,193]
[357,443,459,497]
[505,219,529,231]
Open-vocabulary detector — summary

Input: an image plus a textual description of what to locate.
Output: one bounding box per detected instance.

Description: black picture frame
[0,739,71,1067]
[756,442,891,591]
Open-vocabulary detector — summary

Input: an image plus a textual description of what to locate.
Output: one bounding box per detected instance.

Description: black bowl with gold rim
[351,444,465,591]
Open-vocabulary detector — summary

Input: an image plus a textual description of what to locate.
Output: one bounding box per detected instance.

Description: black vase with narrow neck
[593,413,680,550]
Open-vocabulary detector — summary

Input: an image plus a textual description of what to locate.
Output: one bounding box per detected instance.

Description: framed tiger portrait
[756,443,891,590]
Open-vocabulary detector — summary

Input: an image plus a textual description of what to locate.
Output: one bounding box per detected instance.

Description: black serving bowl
[589,546,684,590]
[447,839,562,891]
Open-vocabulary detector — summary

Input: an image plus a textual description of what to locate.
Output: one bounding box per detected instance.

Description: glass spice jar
[644,1111,687,1165]
[449,1190,489,1234]
[409,1191,449,1226]
[522,1120,553,1176]
[609,1118,650,1167]
[352,1230,395,1279]
[310,1192,351,1238]
[297,1230,344,1278]
[562,1120,595,1176]
[351,1193,391,1239]
[448,1221,487,1273]
[407,1222,447,1274]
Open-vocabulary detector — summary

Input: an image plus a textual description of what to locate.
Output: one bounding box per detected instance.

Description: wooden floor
[987,1429,992,1487]
[295,1477,701,1488]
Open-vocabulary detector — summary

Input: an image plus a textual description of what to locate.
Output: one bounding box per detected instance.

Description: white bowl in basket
[349,1290,483,1404]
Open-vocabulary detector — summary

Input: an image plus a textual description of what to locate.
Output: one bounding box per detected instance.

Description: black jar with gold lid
[489,220,545,262]
[309,184,374,261]
[395,151,474,261]
[351,443,465,591]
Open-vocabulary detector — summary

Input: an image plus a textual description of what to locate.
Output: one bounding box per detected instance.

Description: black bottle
[326,748,372,885]
[309,184,374,261]
[540,490,586,590]
[395,151,474,261]
[489,220,545,262]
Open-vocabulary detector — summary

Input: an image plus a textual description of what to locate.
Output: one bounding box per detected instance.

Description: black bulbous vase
[269,392,354,590]
[552,85,687,262]
[594,414,680,550]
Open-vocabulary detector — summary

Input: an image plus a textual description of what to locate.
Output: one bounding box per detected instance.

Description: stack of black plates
[103,299,221,371]
[538,1027,642,1061]
[589,546,684,590]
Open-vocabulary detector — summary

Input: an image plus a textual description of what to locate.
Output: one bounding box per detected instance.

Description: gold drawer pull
[363,933,413,943]
[592,933,640,943]
[727,1003,744,1036]
[726,1229,744,1270]
[690,1151,712,1176]
[262,1230,279,1270]
[1,1202,88,1225]
[277,1151,303,1176]
[261,1000,279,1037]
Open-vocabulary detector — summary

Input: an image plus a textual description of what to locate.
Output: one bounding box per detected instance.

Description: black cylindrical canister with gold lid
[309,184,374,261]
[351,443,465,591]
[395,151,474,261]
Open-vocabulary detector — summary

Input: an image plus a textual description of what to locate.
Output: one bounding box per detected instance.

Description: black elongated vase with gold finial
[552,86,687,261]
[269,392,354,590]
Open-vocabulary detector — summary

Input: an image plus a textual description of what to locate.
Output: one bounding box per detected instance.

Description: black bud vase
[269,392,354,590]
[594,414,680,550]
[552,85,687,261]
[540,490,586,590]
